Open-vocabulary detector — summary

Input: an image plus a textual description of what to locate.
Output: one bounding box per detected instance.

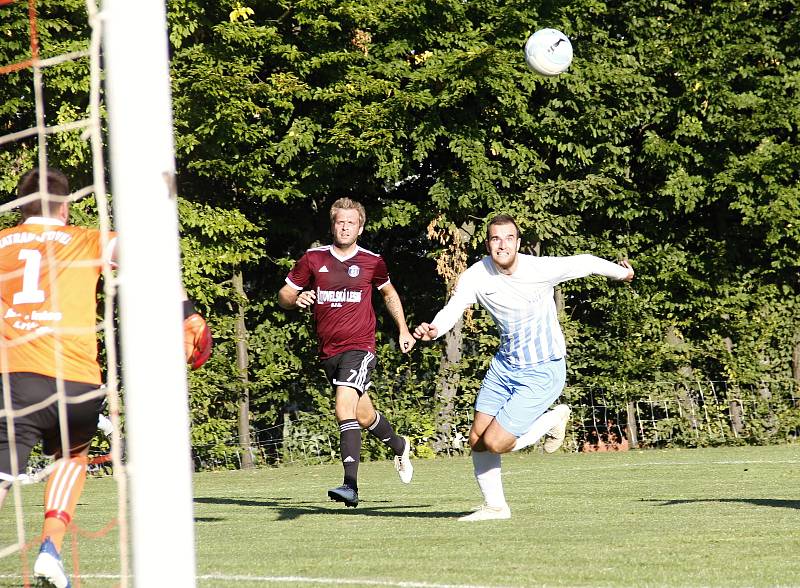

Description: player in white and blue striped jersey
[414,214,634,521]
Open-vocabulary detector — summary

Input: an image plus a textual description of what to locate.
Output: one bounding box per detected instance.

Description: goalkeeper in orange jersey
[0,168,212,588]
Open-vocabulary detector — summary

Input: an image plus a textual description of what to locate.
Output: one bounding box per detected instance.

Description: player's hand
[617,259,634,282]
[183,301,213,369]
[399,331,416,353]
[413,322,438,341]
[296,290,316,309]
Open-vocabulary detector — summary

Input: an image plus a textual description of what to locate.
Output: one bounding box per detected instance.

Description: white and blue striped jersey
[430,254,630,367]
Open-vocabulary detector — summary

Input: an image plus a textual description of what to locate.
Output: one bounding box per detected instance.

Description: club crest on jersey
[348,265,360,278]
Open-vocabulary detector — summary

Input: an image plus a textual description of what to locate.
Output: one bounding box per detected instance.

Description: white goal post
[102,1,197,586]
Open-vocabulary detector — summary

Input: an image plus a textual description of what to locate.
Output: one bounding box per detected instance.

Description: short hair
[329,197,366,227]
[485,214,520,240]
[16,168,70,219]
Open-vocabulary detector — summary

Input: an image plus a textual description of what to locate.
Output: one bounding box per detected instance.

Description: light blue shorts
[475,355,566,437]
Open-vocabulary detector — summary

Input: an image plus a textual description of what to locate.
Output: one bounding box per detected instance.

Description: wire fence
[572,378,800,451]
[188,378,800,471]
[25,379,795,474]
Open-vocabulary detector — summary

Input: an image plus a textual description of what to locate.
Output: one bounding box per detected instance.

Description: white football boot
[458,503,511,522]
[394,437,413,484]
[33,537,71,588]
[543,404,571,453]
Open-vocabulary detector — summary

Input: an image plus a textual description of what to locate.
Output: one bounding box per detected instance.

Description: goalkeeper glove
[183,300,212,369]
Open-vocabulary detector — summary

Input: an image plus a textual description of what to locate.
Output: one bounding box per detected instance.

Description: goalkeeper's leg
[32,450,89,588]
[0,387,38,510]
[41,448,90,552]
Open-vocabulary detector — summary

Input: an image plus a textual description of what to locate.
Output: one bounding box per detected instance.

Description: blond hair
[329,197,366,227]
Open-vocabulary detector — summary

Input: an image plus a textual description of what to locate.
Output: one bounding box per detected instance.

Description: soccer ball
[524,28,573,76]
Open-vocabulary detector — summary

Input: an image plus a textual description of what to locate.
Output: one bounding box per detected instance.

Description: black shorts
[0,372,105,478]
[321,350,377,395]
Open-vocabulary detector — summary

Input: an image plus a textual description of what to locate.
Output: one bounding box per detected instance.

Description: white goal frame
[102,1,196,586]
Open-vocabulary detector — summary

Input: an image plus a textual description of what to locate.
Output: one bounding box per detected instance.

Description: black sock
[366,412,405,456]
[339,419,361,490]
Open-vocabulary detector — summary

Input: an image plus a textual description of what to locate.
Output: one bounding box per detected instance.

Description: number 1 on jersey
[13,249,45,304]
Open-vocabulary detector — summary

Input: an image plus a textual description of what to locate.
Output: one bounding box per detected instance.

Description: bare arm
[380,283,415,353]
[278,284,316,310]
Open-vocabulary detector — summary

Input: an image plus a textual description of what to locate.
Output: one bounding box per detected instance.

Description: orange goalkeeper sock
[41,455,88,552]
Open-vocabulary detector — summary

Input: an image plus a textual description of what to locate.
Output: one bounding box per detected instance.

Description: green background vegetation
[0,0,798,462]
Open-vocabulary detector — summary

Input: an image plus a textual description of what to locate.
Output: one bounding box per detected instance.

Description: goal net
[0,1,196,586]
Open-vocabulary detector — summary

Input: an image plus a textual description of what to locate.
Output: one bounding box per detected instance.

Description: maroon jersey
[285,245,390,359]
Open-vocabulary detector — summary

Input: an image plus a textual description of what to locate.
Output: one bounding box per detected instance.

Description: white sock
[512,409,561,451]
[471,450,506,508]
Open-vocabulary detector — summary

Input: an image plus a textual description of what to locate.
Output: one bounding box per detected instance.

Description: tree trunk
[233,270,254,469]
[729,399,744,437]
[427,219,472,455]
[722,337,744,437]
[665,326,700,432]
[756,350,778,435]
[793,341,800,389]
[625,400,639,448]
[432,316,464,454]
[554,286,564,313]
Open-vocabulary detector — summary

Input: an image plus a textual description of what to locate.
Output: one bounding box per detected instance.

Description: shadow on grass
[645,498,800,510]
[194,496,465,521]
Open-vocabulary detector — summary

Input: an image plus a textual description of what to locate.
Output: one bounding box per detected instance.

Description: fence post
[626,400,639,448]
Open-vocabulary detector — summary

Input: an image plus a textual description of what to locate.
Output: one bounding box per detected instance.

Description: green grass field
[1,444,799,587]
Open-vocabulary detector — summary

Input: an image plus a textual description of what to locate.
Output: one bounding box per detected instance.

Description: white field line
[505,458,800,476]
[0,574,522,588]
[198,575,522,587]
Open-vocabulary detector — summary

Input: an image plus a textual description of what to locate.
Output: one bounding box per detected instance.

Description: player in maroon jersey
[278,198,415,507]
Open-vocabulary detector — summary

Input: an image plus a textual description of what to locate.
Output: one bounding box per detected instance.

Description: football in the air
[524,28,573,76]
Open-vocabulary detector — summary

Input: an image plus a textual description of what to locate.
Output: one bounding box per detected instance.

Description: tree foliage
[0,0,797,460]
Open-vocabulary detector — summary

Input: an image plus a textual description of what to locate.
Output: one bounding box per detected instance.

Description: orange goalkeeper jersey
[0,218,116,385]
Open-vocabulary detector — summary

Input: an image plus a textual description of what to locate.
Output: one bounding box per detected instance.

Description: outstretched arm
[544,254,634,284]
[414,270,477,341]
[380,283,415,353]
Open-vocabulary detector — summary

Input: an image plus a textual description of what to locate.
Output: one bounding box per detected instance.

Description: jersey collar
[23,217,66,227]
[329,245,359,262]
